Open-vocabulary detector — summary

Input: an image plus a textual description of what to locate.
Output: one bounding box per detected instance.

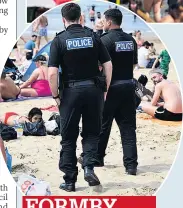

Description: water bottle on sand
[13,121,23,138]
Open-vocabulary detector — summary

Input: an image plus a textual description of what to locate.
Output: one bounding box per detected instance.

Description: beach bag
[48,113,60,130]
[23,121,46,136]
[0,123,17,141]
[44,120,60,136]
[17,174,51,196]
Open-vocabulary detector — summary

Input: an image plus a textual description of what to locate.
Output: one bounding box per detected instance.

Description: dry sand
[1,38,182,196]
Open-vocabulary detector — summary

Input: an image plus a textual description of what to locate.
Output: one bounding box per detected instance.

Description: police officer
[97,8,138,175]
[48,3,112,192]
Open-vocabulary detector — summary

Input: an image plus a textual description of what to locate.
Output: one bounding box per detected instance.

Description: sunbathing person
[0,72,21,102]
[0,108,43,126]
[140,69,182,121]
[19,55,51,97]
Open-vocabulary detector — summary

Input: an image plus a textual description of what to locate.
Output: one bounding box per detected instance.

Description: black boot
[84,166,100,186]
[59,182,75,192]
[126,168,137,176]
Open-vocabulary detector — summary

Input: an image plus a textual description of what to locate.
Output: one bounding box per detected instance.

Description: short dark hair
[61,3,81,22]
[26,52,33,60]
[28,108,42,120]
[150,43,154,46]
[32,34,37,38]
[104,9,123,26]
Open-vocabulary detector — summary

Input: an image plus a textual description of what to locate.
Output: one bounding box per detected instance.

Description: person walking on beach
[48,3,112,192]
[33,15,49,49]
[79,8,138,175]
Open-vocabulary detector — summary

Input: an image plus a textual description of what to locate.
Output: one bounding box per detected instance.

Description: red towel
[40,105,59,112]
[54,0,72,5]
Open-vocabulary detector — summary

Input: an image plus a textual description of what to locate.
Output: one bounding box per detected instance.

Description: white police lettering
[115,41,134,52]
[66,37,93,50]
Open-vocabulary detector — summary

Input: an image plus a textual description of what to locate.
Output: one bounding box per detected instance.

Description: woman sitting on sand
[19,55,51,97]
[0,108,43,126]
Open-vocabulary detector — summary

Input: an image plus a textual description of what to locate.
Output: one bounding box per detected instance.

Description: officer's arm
[98,37,112,91]
[48,38,60,98]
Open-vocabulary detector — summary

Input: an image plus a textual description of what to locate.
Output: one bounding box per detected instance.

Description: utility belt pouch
[94,76,107,92]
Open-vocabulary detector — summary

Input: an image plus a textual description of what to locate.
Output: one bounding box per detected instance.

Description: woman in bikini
[19,54,51,97]
[0,108,43,127]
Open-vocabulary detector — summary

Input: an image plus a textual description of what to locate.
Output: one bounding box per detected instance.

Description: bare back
[36,66,49,80]
[160,80,182,113]
[0,77,20,99]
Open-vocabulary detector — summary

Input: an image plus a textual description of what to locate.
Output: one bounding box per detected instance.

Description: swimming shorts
[90,17,95,22]
[155,106,182,121]
[38,28,47,37]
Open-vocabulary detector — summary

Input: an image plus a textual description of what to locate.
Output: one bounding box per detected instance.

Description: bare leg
[37,36,41,50]
[20,88,38,97]
[144,0,154,13]
[141,102,158,117]
[153,0,162,22]
[44,36,49,43]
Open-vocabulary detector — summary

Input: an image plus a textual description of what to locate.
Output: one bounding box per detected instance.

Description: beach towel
[1,96,52,103]
[137,113,182,126]
[40,105,59,112]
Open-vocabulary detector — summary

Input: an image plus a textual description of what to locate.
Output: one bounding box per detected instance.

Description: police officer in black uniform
[97,8,138,175]
[48,3,112,192]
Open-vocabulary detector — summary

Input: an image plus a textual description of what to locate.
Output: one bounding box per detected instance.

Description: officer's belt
[111,79,133,86]
[64,80,95,88]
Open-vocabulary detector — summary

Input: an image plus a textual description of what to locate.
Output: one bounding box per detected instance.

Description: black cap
[33,55,47,62]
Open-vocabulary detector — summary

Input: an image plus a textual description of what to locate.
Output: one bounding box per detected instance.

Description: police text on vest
[115,41,134,52]
[66,37,93,50]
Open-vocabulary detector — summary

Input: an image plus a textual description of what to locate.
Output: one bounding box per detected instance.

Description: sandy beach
[1,35,182,196]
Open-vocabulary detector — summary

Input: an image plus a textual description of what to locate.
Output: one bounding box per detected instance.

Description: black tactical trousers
[59,85,104,183]
[98,82,138,169]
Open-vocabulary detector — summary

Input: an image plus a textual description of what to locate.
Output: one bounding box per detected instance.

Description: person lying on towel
[140,69,182,121]
[0,108,43,126]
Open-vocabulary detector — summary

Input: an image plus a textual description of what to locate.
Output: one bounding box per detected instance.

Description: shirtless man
[159,2,183,23]
[33,15,49,49]
[95,12,103,37]
[141,69,182,121]
[0,73,20,102]
[89,5,96,28]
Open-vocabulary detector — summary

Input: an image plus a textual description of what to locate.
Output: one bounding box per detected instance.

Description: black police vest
[59,29,101,82]
[102,31,135,80]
